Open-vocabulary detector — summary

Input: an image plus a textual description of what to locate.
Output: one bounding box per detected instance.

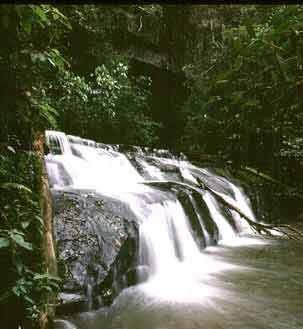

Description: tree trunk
[33,132,57,329]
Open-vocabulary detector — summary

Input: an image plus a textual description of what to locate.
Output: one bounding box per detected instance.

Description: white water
[203,192,236,244]
[45,130,264,304]
[139,200,201,277]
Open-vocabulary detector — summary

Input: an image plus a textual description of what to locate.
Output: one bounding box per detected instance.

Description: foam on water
[45,130,265,304]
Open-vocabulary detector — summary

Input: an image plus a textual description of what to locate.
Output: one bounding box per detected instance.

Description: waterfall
[203,192,236,244]
[139,199,201,278]
[45,130,262,304]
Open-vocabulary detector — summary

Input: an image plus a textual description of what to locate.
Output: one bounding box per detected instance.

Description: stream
[45,131,303,329]
[56,239,303,329]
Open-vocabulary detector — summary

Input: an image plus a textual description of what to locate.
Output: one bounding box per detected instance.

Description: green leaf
[7,146,15,153]
[31,6,49,23]
[0,183,32,194]
[10,229,25,237]
[33,274,46,280]
[24,295,35,305]
[27,5,51,30]
[38,103,59,128]
[10,234,33,251]
[0,237,10,249]
[47,57,56,67]
[21,221,31,229]
[14,257,24,274]
[23,21,32,34]
[216,80,229,84]
[19,286,27,294]
[12,286,20,297]
[35,215,44,225]
[50,7,72,29]
[33,273,61,282]
[42,286,53,293]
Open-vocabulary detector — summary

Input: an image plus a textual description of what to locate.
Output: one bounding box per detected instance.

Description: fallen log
[196,177,303,241]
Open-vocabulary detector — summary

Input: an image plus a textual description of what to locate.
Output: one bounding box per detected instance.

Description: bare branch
[196,177,303,240]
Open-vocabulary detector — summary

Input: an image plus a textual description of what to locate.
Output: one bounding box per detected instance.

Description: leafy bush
[0,148,61,327]
[53,59,161,146]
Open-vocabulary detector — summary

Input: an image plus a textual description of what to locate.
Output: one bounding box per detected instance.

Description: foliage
[0,149,61,327]
[52,58,161,146]
[1,4,159,148]
[0,5,71,145]
[0,5,69,326]
[181,5,303,179]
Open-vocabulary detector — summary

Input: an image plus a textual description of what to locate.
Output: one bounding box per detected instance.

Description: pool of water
[55,237,303,329]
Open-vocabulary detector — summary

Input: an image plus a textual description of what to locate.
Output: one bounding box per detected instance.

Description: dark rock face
[176,190,207,250]
[52,189,139,314]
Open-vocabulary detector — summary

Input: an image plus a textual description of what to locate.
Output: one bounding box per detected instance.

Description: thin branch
[137,15,143,32]
[196,177,303,240]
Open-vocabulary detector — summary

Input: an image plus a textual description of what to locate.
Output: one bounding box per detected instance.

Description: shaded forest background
[0,4,303,328]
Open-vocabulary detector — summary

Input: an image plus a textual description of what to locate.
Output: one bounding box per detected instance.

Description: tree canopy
[1,4,303,328]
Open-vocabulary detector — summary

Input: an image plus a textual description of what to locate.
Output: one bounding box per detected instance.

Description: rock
[54,319,79,329]
[52,189,139,314]
[56,293,87,315]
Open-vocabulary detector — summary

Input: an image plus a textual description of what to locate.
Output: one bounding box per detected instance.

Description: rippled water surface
[56,238,303,329]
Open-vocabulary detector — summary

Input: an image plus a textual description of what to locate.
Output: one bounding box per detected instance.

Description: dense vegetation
[0,4,302,328]
[0,149,60,328]
[181,6,303,178]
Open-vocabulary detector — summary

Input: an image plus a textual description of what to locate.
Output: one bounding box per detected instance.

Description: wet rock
[127,154,184,181]
[52,189,139,314]
[177,190,206,249]
[54,319,78,329]
[56,293,87,315]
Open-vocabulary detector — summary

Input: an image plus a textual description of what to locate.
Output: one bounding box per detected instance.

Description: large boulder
[52,189,139,315]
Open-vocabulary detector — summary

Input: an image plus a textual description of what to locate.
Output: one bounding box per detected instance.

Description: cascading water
[46,131,303,329]
[45,130,264,308]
